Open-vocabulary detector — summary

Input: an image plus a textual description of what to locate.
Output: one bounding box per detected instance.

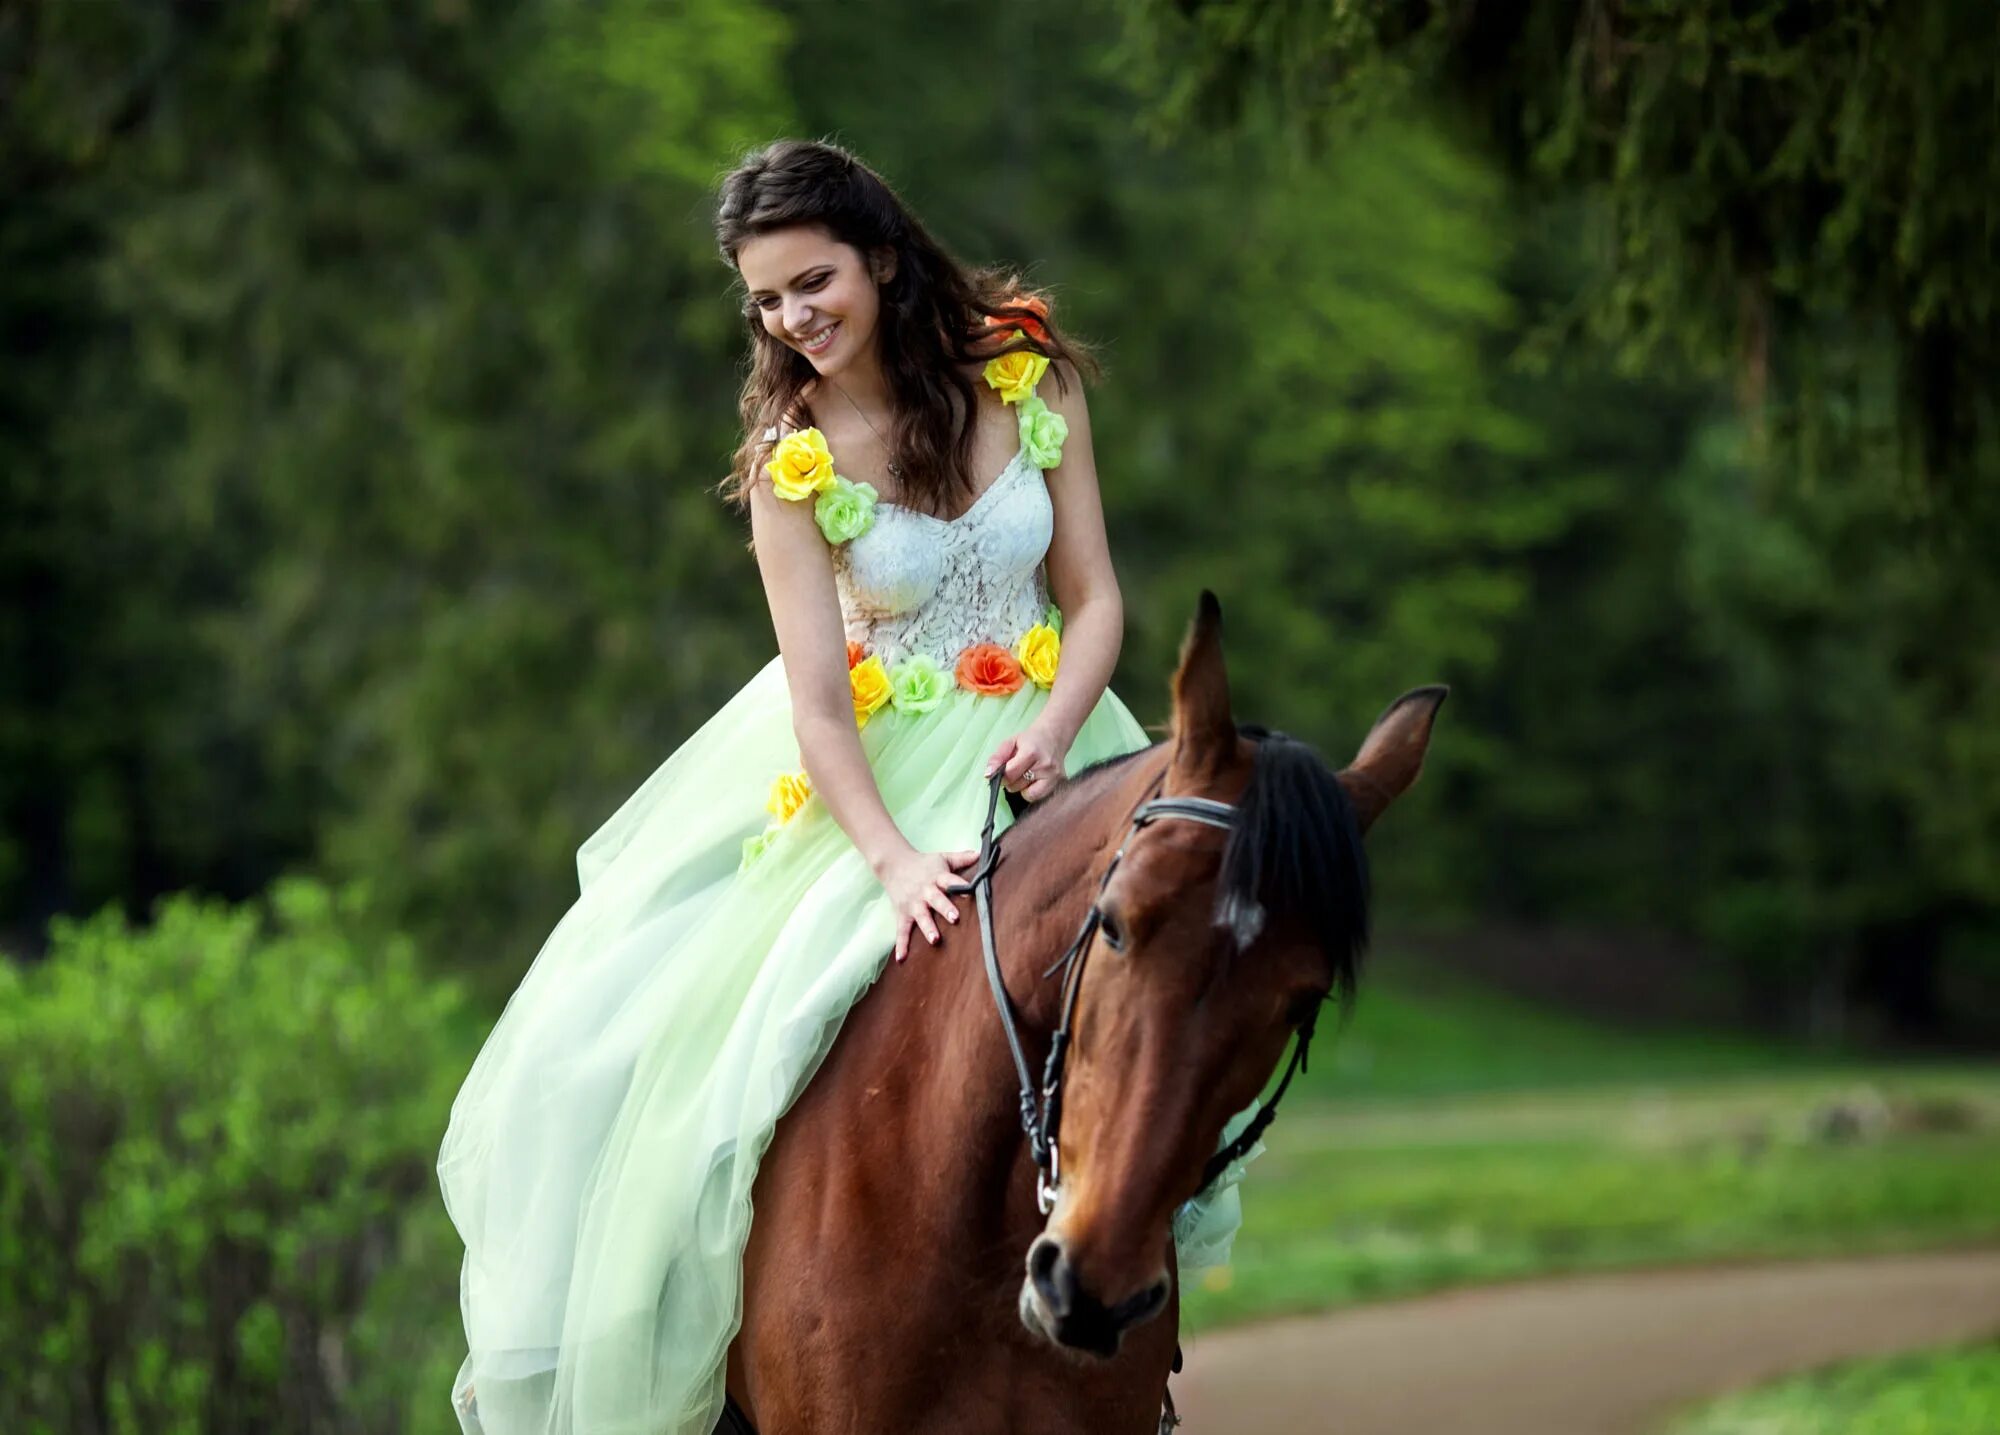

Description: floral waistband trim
[739,604,1063,872]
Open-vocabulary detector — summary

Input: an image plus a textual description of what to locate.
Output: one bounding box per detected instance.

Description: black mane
[1017,728,1371,1003]
[1221,725,1370,1006]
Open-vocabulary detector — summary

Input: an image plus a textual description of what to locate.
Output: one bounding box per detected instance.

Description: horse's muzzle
[1018,1233,1171,1358]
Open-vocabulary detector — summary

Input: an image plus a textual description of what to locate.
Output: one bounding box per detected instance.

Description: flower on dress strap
[1016,395,1068,470]
[846,640,867,670]
[850,654,893,726]
[889,653,950,715]
[814,475,877,544]
[956,642,1025,696]
[982,349,1050,406]
[1014,623,1061,690]
[1043,602,1063,635]
[982,293,1052,346]
[764,427,838,502]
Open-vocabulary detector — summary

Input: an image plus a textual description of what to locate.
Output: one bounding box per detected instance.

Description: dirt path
[1174,1249,2000,1435]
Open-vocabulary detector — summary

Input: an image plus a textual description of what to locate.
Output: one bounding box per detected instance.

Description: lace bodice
[835,440,1052,666]
[763,426,1055,668]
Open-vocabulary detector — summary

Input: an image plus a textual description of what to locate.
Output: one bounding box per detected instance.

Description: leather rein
[946,768,1319,1218]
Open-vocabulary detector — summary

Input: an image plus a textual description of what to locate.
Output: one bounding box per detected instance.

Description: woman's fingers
[895,919,910,964]
[1003,744,1052,794]
[917,911,940,945]
[946,848,981,869]
[984,735,1018,779]
[927,887,959,926]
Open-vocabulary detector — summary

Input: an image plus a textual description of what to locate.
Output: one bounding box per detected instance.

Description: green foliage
[0,879,470,1434]
[2,0,1995,1038]
[0,0,792,978]
[1306,962,1815,1099]
[1672,1340,2000,1435]
[1120,0,2000,527]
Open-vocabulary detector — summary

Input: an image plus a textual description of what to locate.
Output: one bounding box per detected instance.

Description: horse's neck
[892,775,1137,1252]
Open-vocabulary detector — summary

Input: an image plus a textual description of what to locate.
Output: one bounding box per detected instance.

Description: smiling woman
[436,138,1256,1435]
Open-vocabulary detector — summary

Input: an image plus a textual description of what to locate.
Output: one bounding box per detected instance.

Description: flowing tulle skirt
[437,655,1255,1435]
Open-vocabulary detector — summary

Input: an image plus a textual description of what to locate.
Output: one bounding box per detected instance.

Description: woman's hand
[985,721,1072,805]
[878,846,980,962]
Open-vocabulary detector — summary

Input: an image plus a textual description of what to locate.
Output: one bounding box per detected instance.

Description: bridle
[947,766,1319,1218]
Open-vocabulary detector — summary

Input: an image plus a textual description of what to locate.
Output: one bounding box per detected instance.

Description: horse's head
[1017,590,1444,1357]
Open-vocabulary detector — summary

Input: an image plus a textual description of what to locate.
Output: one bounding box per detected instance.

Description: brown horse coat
[730,594,1443,1433]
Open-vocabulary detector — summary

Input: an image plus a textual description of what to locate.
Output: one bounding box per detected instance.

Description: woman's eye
[753,275,828,312]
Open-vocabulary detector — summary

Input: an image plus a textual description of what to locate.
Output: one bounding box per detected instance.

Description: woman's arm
[746,451,974,957]
[747,468,907,868]
[989,359,1123,802]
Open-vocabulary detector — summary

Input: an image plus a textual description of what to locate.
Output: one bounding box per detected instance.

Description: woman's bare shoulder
[758,381,821,445]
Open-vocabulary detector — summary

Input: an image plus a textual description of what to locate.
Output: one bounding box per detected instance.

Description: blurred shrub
[0,878,470,1435]
[1671,1339,2000,1435]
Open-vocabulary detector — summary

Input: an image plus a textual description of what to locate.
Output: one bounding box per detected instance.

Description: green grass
[1181,959,2000,1331]
[1299,960,1829,1100]
[1668,1341,2000,1434]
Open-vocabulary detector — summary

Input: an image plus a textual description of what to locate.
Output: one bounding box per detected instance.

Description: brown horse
[729,592,1444,1433]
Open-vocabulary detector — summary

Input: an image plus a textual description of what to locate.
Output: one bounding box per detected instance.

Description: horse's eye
[1098,910,1126,951]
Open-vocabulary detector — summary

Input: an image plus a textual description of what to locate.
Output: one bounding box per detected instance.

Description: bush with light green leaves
[0,879,471,1435]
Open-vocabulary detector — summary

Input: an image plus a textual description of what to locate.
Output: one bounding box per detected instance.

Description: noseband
[948,768,1319,1217]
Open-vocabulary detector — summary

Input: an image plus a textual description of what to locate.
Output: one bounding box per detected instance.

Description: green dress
[437,390,1257,1435]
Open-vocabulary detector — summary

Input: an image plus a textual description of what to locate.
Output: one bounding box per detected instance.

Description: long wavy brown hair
[714,138,1100,515]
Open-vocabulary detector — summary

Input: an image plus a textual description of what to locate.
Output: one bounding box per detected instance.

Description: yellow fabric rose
[982,349,1050,405]
[1015,623,1061,690]
[850,654,893,726]
[766,770,812,824]
[764,427,838,502]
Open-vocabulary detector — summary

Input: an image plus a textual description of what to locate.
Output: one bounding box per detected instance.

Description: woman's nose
[782,299,816,336]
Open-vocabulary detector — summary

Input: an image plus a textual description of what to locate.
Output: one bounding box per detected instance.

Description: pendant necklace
[833,381,903,481]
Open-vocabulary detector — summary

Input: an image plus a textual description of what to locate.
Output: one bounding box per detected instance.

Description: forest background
[3,1,1997,1432]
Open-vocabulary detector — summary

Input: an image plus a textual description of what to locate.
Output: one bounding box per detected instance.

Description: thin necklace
[831,380,903,480]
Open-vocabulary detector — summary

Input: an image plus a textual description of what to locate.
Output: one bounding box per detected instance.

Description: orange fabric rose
[982,293,1051,346]
[846,640,866,671]
[955,642,1025,696]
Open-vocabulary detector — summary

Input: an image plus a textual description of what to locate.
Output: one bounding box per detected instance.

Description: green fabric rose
[888,653,949,715]
[1043,602,1062,635]
[813,476,878,544]
[1017,396,1068,470]
[738,827,776,871]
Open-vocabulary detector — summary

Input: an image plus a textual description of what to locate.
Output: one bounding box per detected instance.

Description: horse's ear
[1168,590,1235,782]
[1339,685,1448,832]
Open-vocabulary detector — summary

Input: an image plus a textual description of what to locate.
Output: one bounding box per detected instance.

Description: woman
[438,138,1252,1435]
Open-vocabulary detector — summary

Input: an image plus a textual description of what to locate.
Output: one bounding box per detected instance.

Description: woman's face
[736,224,891,378]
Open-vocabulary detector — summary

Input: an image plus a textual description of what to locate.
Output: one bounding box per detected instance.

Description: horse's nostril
[1104,1272,1171,1333]
[1027,1235,1074,1319]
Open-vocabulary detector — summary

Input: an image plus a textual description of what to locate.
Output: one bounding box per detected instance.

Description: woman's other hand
[878,846,979,962]
[985,722,1071,804]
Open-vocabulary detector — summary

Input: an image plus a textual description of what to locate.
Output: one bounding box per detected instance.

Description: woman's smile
[797,319,841,357]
